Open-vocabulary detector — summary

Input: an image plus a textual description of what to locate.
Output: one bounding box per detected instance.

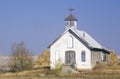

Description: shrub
[46,58,63,76]
[54,58,63,69]
[8,42,34,72]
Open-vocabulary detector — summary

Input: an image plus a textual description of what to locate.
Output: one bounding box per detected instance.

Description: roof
[49,28,110,53]
[65,14,77,21]
[75,30,102,49]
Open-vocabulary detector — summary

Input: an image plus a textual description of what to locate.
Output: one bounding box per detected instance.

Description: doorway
[65,51,76,65]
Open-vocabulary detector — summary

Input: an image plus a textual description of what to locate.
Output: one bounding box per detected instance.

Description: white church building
[49,10,110,70]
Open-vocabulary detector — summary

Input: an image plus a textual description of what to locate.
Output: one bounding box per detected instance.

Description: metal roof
[49,28,110,53]
[65,14,77,21]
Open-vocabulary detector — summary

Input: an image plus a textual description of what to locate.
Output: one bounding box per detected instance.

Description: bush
[45,58,63,76]
[54,58,63,69]
[8,42,34,72]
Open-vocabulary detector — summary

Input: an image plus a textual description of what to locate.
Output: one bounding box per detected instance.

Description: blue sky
[0,0,120,55]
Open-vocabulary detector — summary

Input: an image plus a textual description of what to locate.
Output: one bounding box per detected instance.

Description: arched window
[67,36,73,48]
[81,51,86,62]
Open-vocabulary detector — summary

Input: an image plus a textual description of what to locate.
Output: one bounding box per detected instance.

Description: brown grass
[1,64,120,79]
[34,50,50,69]
[110,50,118,65]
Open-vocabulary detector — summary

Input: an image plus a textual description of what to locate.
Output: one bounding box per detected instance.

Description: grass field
[0,64,120,79]
[0,77,85,79]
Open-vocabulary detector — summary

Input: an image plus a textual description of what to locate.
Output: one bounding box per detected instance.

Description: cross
[69,8,74,13]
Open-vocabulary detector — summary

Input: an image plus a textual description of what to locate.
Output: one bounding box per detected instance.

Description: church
[49,10,110,70]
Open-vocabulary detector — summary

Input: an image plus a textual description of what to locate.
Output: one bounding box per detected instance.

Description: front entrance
[65,51,76,65]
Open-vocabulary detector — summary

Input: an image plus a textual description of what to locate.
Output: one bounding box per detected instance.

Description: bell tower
[65,8,77,30]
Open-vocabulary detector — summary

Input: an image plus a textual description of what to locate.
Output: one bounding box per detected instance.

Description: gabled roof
[65,14,77,21]
[75,30,102,49]
[49,28,110,53]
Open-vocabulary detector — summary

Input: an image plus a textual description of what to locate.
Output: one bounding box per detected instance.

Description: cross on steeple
[65,8,77,30]
[69,8,74,14]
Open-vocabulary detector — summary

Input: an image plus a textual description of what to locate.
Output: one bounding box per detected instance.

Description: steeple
[65,8,77,30]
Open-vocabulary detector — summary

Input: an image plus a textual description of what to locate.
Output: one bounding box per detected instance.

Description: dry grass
[110,50,118,65]
[1,64,120,79]
[34,50,50,69]
[0,68,48,77]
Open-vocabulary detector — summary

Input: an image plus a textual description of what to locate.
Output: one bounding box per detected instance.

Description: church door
[65,51,76,65]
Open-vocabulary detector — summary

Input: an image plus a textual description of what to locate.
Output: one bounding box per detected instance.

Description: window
[103,53,106,62]
[67,36,73,48]
[81,51,86,62]
[70,21,74,26]
[66,22,69,26]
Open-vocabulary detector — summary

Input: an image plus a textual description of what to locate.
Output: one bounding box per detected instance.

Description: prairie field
[0,77,85,79]
[1,64,120,79]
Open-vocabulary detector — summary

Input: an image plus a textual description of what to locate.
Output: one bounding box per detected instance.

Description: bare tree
[8,42,34,72]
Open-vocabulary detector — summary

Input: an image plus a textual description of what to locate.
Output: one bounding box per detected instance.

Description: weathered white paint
[50,13,110,70]
[50,31,92,69]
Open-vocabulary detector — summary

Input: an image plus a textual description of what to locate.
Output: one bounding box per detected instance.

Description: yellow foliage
[110,50,118,65]
[34,50,50,68]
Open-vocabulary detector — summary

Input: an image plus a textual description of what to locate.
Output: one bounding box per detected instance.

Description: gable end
[68,29,91,49]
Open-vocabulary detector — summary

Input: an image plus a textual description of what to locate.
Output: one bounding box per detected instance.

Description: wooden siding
[91,51,102,68]
[91,51,110,68]
[103,53,110,64]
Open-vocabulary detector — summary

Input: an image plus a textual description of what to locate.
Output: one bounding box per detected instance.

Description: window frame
[102,53,106,62]
[81,51,86,62]
[67,36,73,48]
